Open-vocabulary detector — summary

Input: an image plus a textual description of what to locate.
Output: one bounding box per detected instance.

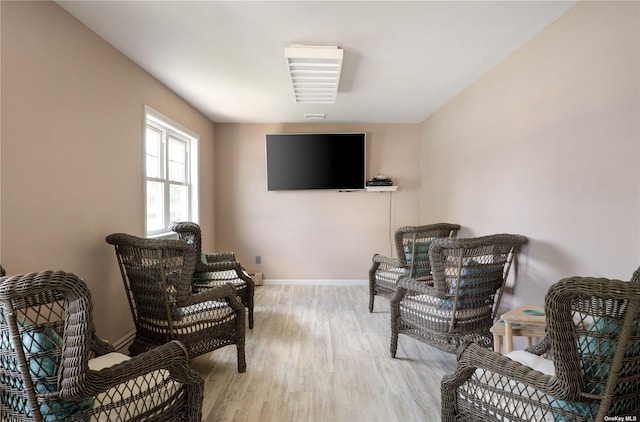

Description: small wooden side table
[492,304,546,354]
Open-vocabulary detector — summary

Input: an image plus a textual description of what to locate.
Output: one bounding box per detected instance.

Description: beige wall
[0,3,3,263]
[419,1,640,308]
[214,123,421,280]
[1,1,216,341]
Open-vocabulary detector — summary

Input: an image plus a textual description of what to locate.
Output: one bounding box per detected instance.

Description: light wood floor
[190,285,457,422]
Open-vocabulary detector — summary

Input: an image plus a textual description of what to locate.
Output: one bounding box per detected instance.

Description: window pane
[169,161,186,182]
[146,181,165,232]
[147,156,161,178]
[168,138,186,182]
[169,184,189,224]
[146,127,162,179]
[169,138,186,164]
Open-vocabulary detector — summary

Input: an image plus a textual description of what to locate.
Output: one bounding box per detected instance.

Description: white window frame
[144,106,199,237]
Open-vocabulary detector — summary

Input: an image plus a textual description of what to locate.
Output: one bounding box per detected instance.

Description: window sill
[146,232,178,240]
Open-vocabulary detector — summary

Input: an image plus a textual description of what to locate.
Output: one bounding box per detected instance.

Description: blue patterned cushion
[403,240,433,278]
[551,317,640,420]
[0,316,93,420]
[438,259,504,309]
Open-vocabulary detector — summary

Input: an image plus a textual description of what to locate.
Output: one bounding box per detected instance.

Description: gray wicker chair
[170,221,255,329]
[441,276,640,421]
[369,223,461,312]
[106,233,247,372]
[525,265,640,359]
[0,270,203,421]
[390,234,527,356]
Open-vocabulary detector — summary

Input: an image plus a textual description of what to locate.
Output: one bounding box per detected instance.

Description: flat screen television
[266,132,366,191]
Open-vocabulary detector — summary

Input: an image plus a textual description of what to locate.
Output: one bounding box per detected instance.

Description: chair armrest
[396,276,438,295]
[81,340,203,397]
[197,261,253,288]
[370,255,405,286]
[186,283,246,312]
[199,260,247,276]
[446,342,566,399]
[372,254,401,267]
[525,334,551,357]
[204,252,237,263]
[442,342,562,422]
[90,333,117,357]
[391,277,440,317]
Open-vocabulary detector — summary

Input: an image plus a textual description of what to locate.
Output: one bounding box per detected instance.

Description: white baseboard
[112,329,136,352]
[262,279,368,286]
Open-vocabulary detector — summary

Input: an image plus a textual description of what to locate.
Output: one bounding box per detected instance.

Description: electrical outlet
[255,256,261,265]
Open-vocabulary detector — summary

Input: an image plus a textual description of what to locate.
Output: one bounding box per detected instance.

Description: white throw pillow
[88,352,180,421]
[506,350,555,376]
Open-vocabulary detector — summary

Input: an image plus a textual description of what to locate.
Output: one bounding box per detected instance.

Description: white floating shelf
[365,185,398,192]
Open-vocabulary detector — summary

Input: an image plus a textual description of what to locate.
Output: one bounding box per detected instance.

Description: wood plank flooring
[190,285,457,422]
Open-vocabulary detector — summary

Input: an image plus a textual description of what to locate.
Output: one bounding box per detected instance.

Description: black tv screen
[266,133,366,191]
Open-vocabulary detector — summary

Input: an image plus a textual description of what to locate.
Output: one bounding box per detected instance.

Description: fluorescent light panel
[285,45,343,104]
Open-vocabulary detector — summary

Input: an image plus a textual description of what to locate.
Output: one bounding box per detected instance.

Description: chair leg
[368,262,379,313]
[237,344,246,373]
[390,301,400,358]
[244,283,255,329]
[390,287,405,358]
[390,331,398,358]
[248,304,254,330]
[236,307,247,373]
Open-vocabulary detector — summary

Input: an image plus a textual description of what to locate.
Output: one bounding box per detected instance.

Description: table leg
[504,321,513,354]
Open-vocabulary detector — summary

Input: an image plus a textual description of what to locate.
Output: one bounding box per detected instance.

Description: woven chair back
[545,277,640,420]
[105,233,196,333]
[0,271,95,421]
[394,223,461,277]
[170,222,206,271]
[429,234,528,322]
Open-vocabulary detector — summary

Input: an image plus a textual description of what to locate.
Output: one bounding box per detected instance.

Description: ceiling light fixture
[285,45,343,104]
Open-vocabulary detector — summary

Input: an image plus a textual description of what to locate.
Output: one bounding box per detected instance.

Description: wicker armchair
[442,276,640,421]
[391,234,527,356]
[170,222,255,329]
[0,270,203,421]
[369,223,461,312]
[106,233,246,372]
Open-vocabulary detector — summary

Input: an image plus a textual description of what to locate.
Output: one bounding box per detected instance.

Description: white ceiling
[56,1,577,124]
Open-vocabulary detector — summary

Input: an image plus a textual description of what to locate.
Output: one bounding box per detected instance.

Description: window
[144,107,198,236]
